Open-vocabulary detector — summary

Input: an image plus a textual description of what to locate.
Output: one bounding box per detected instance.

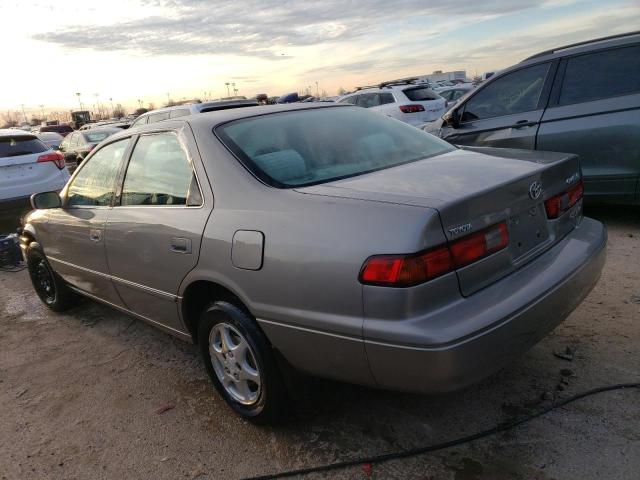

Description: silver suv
[129,99,259,128]
[425,31,640,204]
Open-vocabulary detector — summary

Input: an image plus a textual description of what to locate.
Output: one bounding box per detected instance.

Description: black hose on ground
[244,382,640,480]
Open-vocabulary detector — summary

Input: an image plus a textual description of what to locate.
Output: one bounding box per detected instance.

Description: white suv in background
[0,129,69,206]
[337,81,446,127]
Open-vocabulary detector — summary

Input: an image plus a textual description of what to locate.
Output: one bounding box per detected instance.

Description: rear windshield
[84,131,114,143]
[216,106,454,188]
[403,87,440,101]
[40,125,73,133]
[0,136,48,158]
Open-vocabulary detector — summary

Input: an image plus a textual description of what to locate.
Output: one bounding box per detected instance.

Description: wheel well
[181,280,250,343]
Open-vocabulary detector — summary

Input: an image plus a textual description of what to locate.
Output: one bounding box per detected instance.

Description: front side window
[131,116,148,128]
[217,106,455,188]
[67,139,130,207]
[121,132,201,206]
[560,45,640,105]
[379,93,395,105]
[462,63,550,121]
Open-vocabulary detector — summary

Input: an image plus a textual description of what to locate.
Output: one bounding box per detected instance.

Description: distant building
[417,70,467,83]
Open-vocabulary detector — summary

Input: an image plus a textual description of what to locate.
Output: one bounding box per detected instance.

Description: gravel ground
[0,206,638,480]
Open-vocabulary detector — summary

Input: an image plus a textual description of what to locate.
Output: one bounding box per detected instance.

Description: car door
[104,128,212,333]
[537,44,640,202]
[41,138,131,306]
[441,62,556,149]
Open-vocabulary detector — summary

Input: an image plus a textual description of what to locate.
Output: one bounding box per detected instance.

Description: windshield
[216,106,454,188]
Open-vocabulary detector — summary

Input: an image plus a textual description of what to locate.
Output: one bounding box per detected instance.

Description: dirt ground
[0,206,638,480]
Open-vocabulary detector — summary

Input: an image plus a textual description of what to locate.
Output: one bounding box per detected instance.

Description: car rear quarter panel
[180,126,449,384]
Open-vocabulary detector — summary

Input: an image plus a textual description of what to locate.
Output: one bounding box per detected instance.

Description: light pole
[315,81,319,97]
[232,82,237,96]
[109,97,114,117]
[20,104,27,124]
[225,82,230,97]
[39,104,45,121]
[75,92,83,111]
[167,92,170,105]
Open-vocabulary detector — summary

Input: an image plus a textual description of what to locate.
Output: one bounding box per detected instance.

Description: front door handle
[89,228,102,242]
[170,237,192,254]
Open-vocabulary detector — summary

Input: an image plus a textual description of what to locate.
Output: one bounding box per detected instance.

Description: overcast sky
[1,0,638,115]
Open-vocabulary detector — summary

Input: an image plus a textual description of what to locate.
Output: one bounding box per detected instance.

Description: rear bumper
[365,217,607,393]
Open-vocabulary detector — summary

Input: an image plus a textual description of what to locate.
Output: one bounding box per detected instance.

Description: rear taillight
[37,151,65,170]
[449,223,509,268]
[544,180,584,219]
[360,222,509,287]
[399,104,425,113]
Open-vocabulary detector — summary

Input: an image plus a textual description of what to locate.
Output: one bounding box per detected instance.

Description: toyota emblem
[529,181,543,200]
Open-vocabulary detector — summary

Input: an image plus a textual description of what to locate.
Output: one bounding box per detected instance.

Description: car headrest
[251,149,306,183]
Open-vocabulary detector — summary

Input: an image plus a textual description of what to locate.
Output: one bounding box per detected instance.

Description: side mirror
[31,191,62,210]
[442,108,461,129]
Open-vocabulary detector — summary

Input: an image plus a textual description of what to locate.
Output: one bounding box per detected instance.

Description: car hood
[295,147,577,210]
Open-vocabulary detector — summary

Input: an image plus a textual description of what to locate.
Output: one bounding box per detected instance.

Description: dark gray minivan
[425,32,640,204]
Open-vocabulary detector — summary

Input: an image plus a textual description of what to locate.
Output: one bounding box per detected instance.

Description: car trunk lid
[297,147,583,296]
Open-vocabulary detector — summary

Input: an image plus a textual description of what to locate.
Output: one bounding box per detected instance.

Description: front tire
[198,301,286,424]
[26,242,78,312]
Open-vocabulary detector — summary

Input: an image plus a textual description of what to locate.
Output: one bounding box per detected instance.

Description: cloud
[34,0,548,57]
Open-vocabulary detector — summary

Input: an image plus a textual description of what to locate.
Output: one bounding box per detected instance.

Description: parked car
[57,127,121,171]
[437,84,474,108]
[276,92,300,103]
[425,31,640,204]
[37,124,74,137]
[129,99,259,129]
[0,129,69,208]
[37,131,64,149]
[22,104,606,423]
[337,81,447,127]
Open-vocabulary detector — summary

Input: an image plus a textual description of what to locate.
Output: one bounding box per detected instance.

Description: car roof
[519,31,640,65]
[120,103,351,138]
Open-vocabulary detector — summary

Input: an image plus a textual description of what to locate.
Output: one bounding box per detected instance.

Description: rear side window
[462,63,550,121]
[379,93,395,105]
[403,87,440,101]
[147,112,170,124]
[169,109,190,118]
[67,139,130,207]
[560,45,640,105]
[356,94,380,108]
[120,133,201,206]
[0,136,48,158]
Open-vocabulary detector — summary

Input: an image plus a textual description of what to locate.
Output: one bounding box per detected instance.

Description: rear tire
[198,301,287,424]
[26,242,78,312]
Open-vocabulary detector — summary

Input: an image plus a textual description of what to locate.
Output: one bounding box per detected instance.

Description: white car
[37,131,64,149]
[0,129,69,205]
[337,82,446,127]
[436,84,475,108]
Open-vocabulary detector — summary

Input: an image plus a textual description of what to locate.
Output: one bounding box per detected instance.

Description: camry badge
[529,181,543,200]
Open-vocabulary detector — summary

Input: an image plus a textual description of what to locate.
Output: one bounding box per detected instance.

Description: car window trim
[63,136,135,209]
[114,130,204,209]
[458,61,554,125]
[551,43,640,107]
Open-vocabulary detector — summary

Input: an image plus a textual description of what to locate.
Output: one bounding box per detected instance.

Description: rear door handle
[170,237,192,254]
